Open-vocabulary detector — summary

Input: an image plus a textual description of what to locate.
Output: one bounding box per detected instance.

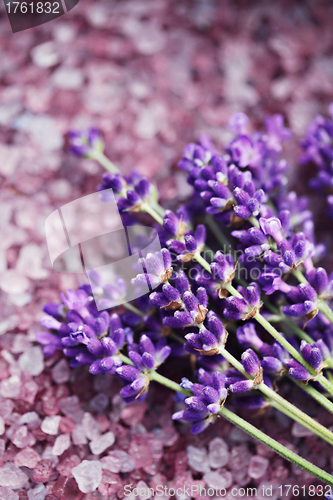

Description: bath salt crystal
[0,486,19,500]
[291,422,315,437]
[0,400,14,419]
[18,347,44,376]
[82,412,100,440]
[109,394,125,422]
[27,483,46,500]
[186,445,210,473]
[16,244,48,281]
[0,376,21,399]
[72,460,102,493]
[52,67,84,90]
[14,446,40,468]
[18,412,39,429]
[0,462,29,489]
[52,434,71,456]
[136,481,152,500]
[203,470,233,490]
[248,455,269,479]
[51,359,70,385]
[12,334,32,354]
[72,425,87,445]
[41,416,61,435]
[100,455,122,473]
[89,393,109,413]
[11,426,31,449]
[58,396,83,424]
[32,459,53,483]
[0,270,29,295]
[108,450,134,473]
[30,42,59,68]
[208,437,229,468]
[42,446,59,467]
[89,431,115,455]
[0,418,4,436]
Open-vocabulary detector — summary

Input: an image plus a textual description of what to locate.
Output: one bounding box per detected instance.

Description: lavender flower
[184,310,227,356]
[223,283,262,320]
[67,128,104,158]
[172,369,228,434]
[116,336,171,402]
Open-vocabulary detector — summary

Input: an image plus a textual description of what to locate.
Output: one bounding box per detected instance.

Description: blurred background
[0,1,333,496]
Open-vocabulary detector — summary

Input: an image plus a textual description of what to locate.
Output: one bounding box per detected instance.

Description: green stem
[220,407,333,487]
[119,351,333,484]
[220,347,333,446]
[149,370,189,394]
[205,216,232,251]
[124,302,145,317]
[291,378,333,414]
[92,151,119,174]
[142,202,164,226]
[318,300,333,325]
[195,250,333,398]
[293,268,308,284]
[249,215,260,229]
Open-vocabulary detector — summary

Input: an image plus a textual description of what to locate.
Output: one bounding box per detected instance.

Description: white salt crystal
[0,270,29,295]
[27,483,46,500]
[72,460,102,493]
[19,412,40,429]
[248,455,269,479]
[19,347,44,376]
[52,434,71,456]
[51,359,70,384]
[203,470,233,490]
[208,437,229,468]
[16,244,48,280]
[30,42,59,68]
[291,421,315,437]
[41,446,58,467]
[0,418,4,436]
[0,486,19,500]
[136,481,152,500]
[72,425,87,446]
[186,445,210,473]
[8,293,32,307]
[108,450,134,473]
[52,67,84,90]
[89,431,115,455]
[0,462,29,489]
[41,416,61,436]
[81,412,100,440]
[12,334,32,354]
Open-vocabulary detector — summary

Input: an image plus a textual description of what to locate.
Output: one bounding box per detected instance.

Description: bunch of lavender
[36,114,333,486]
[300,104,333,218]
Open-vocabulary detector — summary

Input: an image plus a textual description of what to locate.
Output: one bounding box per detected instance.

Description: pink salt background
[0,0,333,498]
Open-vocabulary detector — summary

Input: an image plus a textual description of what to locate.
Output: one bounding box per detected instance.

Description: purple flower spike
[67,128,104,158]
[259,217,283,242]
[241,349,260,376]
[229,379,254,394]
[285,360,310,381]
[223,296,249,321]
[237,323,263,350]
[210,251,235,283]
[300,341,323,371]
[172,369,228,434]
[261,357,283,373]
[283,283,318,323]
